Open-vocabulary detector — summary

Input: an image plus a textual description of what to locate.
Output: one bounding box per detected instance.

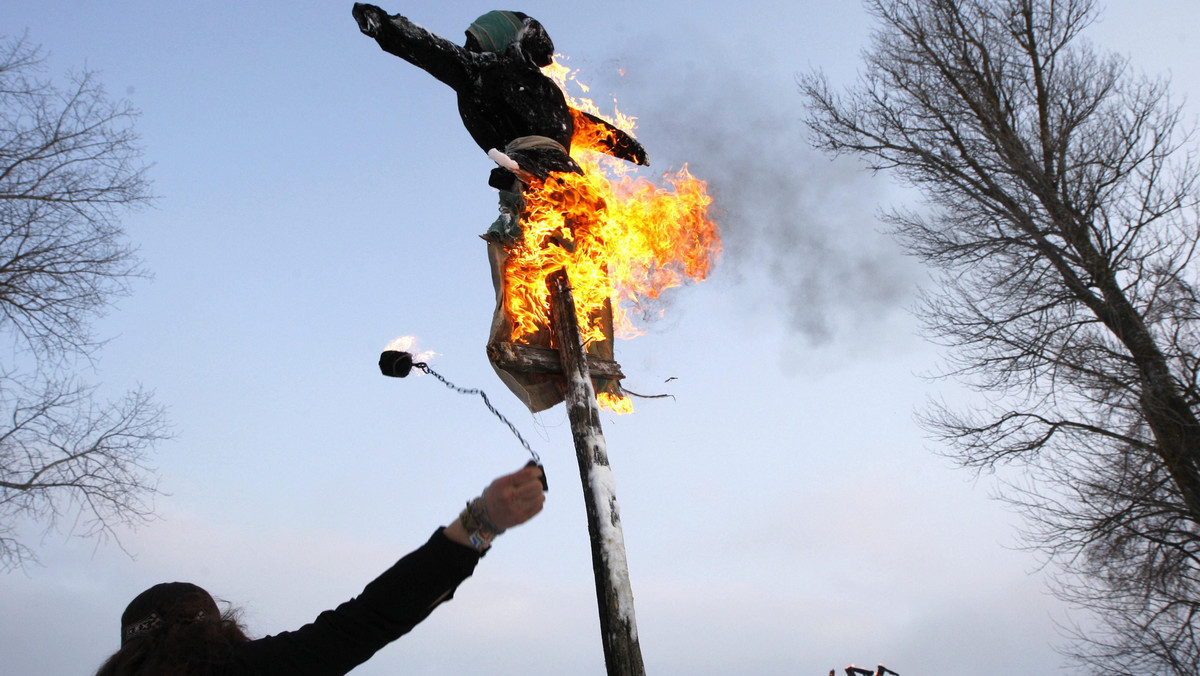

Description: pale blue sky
[3,1,1199,674]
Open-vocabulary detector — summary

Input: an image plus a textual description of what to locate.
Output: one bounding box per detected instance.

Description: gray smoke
[579,43,915,345]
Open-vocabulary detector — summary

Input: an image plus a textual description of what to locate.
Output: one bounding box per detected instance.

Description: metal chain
[413,362,540,464]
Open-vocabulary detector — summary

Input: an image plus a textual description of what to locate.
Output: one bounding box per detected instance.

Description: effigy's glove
[352,3,388,37]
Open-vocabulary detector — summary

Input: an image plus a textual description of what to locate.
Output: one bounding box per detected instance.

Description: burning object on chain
[377,337,547,491]
[378,349,413,378]
[378,335,433,378]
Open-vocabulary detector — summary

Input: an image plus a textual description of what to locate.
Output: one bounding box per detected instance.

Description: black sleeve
[573,110,650,167]
[228,528,481,676]
[357,6,479,92]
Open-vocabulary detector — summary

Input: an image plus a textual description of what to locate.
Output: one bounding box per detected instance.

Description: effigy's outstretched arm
[572,110,650,167]
[352,3,479,92]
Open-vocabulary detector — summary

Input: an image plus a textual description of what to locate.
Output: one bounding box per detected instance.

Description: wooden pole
[548,268,646,676]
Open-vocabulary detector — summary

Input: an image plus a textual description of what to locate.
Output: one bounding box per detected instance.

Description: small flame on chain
[384,335,437,363]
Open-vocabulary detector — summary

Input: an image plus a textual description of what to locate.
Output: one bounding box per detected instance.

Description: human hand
[480,464,547,530]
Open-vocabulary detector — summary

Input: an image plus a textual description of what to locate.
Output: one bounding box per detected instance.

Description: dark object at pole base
[379,350,414,378]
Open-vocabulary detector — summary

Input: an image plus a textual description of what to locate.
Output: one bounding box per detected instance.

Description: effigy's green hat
[466,11,525,53]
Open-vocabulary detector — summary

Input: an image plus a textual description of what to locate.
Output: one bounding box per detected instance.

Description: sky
[2,1,1199,675]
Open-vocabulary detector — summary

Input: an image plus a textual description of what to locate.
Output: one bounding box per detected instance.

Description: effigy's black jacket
[222,529,479,675]
[359,6,574,155]
[355,5,647,167]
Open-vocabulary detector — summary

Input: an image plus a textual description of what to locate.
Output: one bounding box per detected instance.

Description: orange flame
[501,58,721,412]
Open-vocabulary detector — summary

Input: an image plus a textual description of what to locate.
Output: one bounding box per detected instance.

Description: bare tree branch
[802,1,1200,672]
[0,34,165,571]
[0,34,151,361]
[0,377,168,570]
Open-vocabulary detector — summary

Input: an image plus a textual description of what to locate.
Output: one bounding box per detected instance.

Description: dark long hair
[95,606,250,676]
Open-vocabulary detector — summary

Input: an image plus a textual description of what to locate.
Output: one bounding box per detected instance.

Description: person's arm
[230,529,477,675]
[444,464,547,551]
[230,465,546,676]
[352,3,479,91]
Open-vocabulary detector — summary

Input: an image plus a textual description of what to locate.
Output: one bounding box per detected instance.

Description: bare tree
[0,35,167,570]
[801,0,1200,673]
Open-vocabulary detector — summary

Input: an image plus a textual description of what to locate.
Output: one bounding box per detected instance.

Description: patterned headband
[121,612,163,643]
[121,609,209,644]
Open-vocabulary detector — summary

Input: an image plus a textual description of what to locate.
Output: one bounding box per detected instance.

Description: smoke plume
[579,41,915,344]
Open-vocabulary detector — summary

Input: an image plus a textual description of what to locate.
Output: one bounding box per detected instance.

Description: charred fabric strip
[379,350,547,489]
[617,387,676,402]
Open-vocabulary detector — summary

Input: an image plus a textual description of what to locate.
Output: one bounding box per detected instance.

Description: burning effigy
[351,4,718,414]
[352,7,720,673]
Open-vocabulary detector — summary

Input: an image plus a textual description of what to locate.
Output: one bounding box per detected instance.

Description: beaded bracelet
[470,496,506,535]
[459,497,503,551]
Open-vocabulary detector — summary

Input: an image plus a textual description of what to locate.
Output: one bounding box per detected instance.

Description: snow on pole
[548,268,646,676]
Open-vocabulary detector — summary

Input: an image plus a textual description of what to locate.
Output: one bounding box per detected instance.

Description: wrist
[451,497,504,552]
[443,521,477,551]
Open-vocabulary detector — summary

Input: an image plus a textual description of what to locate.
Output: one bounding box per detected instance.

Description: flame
[500,57,721,413]
[597,391,635,415]
[384,335,437,364]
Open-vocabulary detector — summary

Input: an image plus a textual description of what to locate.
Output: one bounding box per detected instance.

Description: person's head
[120,582,220,644]
[95,583,249,676]
[464,11,555,67]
